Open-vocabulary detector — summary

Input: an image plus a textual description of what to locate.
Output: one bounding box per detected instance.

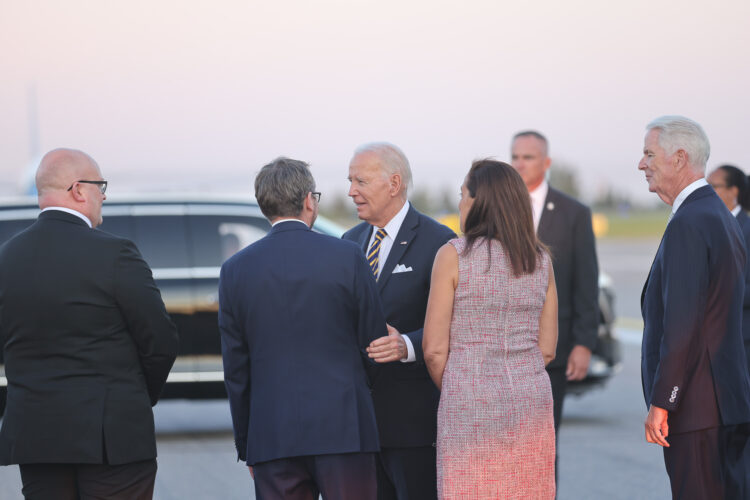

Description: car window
[132,216,190,269]
[187,215,269,267]
[0,219,35,243]
[98,215,135,241]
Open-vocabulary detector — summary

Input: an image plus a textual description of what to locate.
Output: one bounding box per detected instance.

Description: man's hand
[367,324,407,363]
[566,345,592,381]
[645,405,670,447]
[248,466,254,479]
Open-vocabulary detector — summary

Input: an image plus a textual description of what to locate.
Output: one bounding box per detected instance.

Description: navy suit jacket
[737,209,750,374]
[641,186,750,434]
[342,205,455,448]
[219,221,386,465]
[537,187,599,369]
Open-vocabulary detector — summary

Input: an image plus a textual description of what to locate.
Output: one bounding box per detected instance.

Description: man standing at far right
[510,131,599,462]
[640,115,750,498]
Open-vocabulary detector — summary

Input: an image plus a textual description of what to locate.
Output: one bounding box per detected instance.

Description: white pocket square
[393,264,413,274]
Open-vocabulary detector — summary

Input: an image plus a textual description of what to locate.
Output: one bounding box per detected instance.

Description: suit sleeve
[114,239,179,406]
[650,221,708,410]
[218,264,250,461]
[570,205,599,351]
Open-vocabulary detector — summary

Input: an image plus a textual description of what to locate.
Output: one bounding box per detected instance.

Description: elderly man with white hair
[639,116,750,498]
[343,143,455,500]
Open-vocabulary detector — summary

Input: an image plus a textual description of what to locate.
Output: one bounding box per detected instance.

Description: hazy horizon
[2,0,749,206]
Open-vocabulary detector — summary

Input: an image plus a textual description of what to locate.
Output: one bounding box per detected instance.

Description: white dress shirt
[271,218,308,227]
[529,180,549,231]
[732,205,742,217]
[41,207,92,228]
[366,201,416,363]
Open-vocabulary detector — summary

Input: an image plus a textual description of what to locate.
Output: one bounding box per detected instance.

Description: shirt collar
[41,207,92,228]
[271,218,308,228]
[529,180,548,207]
[377,200,410,238]
[672,178,708,215]
[732,205,742,217]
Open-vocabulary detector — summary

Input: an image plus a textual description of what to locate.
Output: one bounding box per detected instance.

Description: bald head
[36,149,99,196]
[36,148,107,227]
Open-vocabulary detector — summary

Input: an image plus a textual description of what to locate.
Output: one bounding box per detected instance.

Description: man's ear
[69,183,86,203]
[674,149,688,170]
[303,192,315,212]
[389,173,402,197]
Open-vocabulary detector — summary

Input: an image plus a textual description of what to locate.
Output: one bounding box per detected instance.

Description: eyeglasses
[311,191,321,202]
[67,180,108,194]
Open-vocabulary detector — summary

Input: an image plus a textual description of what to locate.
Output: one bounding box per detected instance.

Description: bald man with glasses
[0,148,178,499]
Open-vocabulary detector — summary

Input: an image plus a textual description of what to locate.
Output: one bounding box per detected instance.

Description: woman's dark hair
[463,159,546,276]
[717,164,750,210]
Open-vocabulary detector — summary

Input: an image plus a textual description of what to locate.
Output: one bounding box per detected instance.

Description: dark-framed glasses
[67,180,108,194]
[311,191,321,202]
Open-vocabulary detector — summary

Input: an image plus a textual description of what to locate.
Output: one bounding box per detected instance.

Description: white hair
[353,142,413,197]
[646,115,710,171]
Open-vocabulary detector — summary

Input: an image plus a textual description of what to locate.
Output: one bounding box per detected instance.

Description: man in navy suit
[640,116,750,498]
[219,157,387,500]
[343,143,455,500]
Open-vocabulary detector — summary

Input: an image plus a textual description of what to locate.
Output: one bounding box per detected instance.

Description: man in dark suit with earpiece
[511,130,600,484]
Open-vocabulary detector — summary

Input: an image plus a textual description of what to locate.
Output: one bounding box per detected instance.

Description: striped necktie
[367,228,387,279]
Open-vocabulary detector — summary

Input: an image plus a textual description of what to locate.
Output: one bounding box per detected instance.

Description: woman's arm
[539,259,559,366]
[423,243,459,390]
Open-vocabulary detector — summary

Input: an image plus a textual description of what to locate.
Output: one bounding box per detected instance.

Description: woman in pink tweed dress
[424,160,558,499]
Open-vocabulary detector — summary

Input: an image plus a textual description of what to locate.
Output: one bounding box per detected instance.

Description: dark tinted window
[132,216,190,268]
[187,215,269,267]
[0,219,35,244]
[98,215,135,241]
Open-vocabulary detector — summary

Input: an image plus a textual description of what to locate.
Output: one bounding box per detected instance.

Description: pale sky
[2,0,749,205]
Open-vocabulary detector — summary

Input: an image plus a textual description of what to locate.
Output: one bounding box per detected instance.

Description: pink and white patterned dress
[437,237,555,499]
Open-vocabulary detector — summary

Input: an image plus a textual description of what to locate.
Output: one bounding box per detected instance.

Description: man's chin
[356,207,369,221]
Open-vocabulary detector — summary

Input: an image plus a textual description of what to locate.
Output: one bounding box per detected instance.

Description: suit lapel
[536,189,556,241]
[357,225,373,253]
[377,207,418,291]
[642,215,671,312]
[641,191,707,311]
[736,209,748,228]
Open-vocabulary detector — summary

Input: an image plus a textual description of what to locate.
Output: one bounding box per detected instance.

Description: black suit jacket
[641,186,750,434]
[0,210,179,465]
[537,187,599,369]
[219,221,385,465]
[342,205,455,448]
[737,210,750,374]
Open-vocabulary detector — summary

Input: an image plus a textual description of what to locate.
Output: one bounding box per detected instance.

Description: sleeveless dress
[436,237,555,499]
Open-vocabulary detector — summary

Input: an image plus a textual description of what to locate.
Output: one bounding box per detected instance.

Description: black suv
[0,194,346,415]
[0,195,620,415]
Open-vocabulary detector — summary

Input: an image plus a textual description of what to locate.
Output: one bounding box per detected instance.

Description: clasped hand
[367,324,407,363]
